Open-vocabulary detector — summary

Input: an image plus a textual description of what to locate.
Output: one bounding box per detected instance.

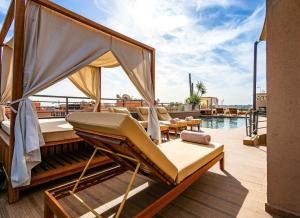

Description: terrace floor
[0,127,272,218]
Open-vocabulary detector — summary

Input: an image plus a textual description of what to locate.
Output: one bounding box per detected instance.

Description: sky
[0,0,266,105]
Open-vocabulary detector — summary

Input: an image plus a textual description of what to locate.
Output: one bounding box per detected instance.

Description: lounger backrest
[136,107,149,121]
[156,107,172,121]
[111,107,132,117]
[66,112,177,184]
[229,108,237,114]
[216,108,224,113]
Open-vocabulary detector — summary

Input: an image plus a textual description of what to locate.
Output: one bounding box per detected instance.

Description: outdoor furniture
[216,108,225,115]
[44,112,225,218]
[155,107,201,134]
[136,107,187,136]
[228,108,238,116]
[110,107,170,140]
[0,118,111,195]
[0,0,160,202]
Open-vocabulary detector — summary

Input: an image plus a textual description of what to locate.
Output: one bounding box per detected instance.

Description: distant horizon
[0,0,266,105]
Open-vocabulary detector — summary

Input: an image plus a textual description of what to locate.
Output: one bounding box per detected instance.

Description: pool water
[200,117,246,129]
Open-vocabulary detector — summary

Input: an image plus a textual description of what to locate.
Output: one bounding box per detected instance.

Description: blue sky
[0,0,266,105]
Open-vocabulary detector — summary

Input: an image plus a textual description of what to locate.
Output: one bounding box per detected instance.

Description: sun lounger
[216,108,225,115]
[63,112,224,217]
[155,107,201,134]
[228,108,238,116]
[110,107,169,140]
[137,106,187,137]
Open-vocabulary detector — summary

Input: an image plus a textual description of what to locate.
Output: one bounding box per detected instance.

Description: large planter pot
[184,104,193,111]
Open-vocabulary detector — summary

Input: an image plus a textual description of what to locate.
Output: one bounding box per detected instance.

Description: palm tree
[196,81,207,109]
[196,81,206,96]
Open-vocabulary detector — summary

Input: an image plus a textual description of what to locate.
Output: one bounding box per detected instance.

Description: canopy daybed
[0,0,159,203]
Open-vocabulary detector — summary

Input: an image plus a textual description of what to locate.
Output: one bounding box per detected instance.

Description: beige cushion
[156,107,173,121]
[107,107,114,112]
[113,107,132,116]
[160,120,187,128]
[157,107,168,114]
[158,139,224,183]
[66,112,178,182]
[136,107,148,121]
[139,107,148,115]
[1,118,80,143]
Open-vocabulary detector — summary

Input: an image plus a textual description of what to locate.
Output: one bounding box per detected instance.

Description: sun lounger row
[109,106,202,137]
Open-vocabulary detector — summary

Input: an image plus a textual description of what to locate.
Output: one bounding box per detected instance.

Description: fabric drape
[68,66,101,111]
[0,38,13,121]
[11,0,159,187]
[111,38,160,142]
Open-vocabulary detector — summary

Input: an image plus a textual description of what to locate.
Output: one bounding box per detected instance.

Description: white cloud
[90,0,266,104]
[42,0,266,105]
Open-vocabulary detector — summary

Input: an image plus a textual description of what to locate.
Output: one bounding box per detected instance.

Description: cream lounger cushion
[160,120,187,128]
[1,118,80,143]
[156,107,173,121]
[136,107,149,121]
[67,112,224,184]
[66,112,178,181]
[112,107,132,116]
[110,107,148,128]
[158,139,223,183]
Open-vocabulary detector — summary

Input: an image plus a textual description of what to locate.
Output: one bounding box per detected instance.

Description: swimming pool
[200,117,246,129]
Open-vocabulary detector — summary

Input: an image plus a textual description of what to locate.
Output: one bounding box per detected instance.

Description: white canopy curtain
[0,38,13,121]
[68,66,101,112]
[11,1,160,187]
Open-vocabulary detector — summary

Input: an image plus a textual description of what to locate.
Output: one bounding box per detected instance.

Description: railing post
[249,111,252,137]
[66,97,69,115]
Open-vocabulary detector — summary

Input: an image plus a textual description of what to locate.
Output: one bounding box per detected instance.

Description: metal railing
[29,94,147,118]
[246,109,267,137]
[4,94,254,119]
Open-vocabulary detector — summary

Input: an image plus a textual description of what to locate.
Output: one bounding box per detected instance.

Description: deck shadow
[58,170,249,218]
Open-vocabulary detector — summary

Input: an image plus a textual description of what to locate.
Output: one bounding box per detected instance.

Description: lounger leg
[44,202,54,218]
[220,157,225,171]
[70,146,141,218]
[8,182,19,203]
[167,131,170,141]
[71,147,98,192]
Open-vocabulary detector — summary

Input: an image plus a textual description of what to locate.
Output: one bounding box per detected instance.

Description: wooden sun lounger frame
[44,128,225,218]
[0,0,156,203]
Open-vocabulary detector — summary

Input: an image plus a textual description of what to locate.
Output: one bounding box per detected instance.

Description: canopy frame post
[8,0,26,203]
[151,50,155,102]
[97,67,101,112]
[253,41,259,135]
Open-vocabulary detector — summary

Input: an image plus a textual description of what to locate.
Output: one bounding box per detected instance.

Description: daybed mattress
[1,118,80,143]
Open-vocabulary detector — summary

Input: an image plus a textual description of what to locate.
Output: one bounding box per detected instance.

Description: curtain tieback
[7,97,29,114]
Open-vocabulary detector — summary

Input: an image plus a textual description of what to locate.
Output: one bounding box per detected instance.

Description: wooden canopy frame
[0,0,155,203]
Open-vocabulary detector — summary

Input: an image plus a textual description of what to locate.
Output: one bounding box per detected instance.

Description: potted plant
[185,94,201,111]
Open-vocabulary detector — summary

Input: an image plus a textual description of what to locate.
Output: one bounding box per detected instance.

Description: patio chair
[64,112,224,218]
[110,107,169,140]
[155,107,201,134]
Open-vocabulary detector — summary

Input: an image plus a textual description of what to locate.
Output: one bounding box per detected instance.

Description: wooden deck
[0,127,272,217]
